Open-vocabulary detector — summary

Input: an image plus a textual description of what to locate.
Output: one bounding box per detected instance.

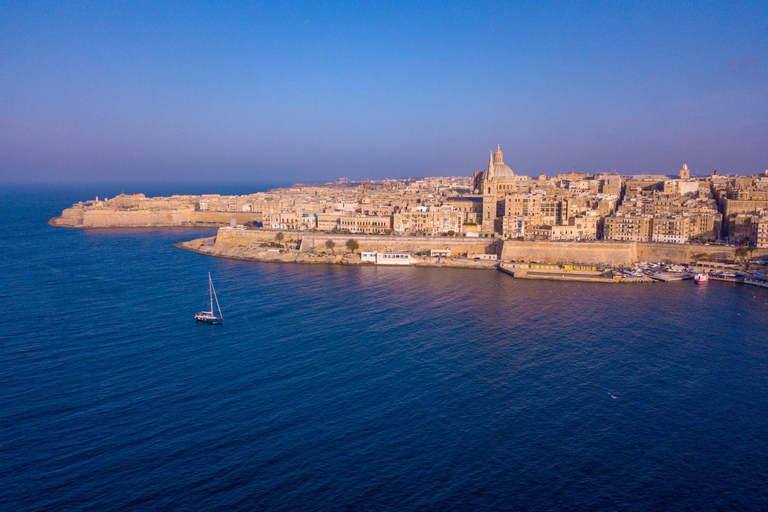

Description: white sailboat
[195,273,223,324]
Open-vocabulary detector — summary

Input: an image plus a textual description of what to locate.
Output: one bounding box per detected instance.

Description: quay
[498,262,618,283]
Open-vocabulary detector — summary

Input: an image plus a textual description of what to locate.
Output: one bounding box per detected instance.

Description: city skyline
[2,1,767,183]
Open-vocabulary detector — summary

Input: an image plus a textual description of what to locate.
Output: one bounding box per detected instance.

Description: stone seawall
[184,230,768,269]
[179,236,498,269]
[214,228,497,256]
[501,241,637,265]
[634,242,763,263]
[299,234,495,256]
[501,240,768,265]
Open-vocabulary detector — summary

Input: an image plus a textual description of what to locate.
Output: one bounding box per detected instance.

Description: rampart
[501,240,768,265]
[501,241,636,265]
[213,229,495,256]
[51,207,261,228]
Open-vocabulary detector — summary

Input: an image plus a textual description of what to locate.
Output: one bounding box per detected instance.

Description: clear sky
[1,1,767,183]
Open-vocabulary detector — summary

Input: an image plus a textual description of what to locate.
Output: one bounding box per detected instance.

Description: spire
[486,151,494,180]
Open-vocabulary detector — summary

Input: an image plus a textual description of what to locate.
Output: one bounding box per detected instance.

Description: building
[473,145,518,234]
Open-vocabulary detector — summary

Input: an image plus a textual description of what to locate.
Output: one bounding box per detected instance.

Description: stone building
[473,145,518,234]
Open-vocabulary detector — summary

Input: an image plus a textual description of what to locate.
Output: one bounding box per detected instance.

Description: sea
[2,183,768,511]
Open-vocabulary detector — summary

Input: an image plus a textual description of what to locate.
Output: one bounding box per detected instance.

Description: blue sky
[1,1,767,183]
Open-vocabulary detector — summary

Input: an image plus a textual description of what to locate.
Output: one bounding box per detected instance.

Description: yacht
[195,273,223,324]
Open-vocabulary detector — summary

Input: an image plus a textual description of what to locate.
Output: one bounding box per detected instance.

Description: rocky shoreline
[175,237,499,270]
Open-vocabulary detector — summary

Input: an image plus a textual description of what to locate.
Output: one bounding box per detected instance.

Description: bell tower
[482,150,498,234]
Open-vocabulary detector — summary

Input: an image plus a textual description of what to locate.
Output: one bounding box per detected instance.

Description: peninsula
[51,147,768,270]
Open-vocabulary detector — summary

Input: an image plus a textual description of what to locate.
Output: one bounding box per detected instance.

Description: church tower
[482,150,498,234]
[477,144,516,235]
[679,163,690,180]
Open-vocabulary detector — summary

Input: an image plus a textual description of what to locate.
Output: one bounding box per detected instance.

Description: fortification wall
[214,228,291,247]
[500,240,768,265]
[501,241,637,265]
[52,208,261,228]
[191,212,262,224]
[51,207,86,227]
[80,209,194,227]
[300,234,494,255]
[213,229,495,255]
[636,242,768,263]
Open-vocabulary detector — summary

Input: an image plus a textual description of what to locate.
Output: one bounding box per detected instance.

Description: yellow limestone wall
[52,208,262,228]
[501,240,768,265]
[501,241,637,265]
[213,229,495,256]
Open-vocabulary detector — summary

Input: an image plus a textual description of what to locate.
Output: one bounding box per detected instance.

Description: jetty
[498,262,617,283]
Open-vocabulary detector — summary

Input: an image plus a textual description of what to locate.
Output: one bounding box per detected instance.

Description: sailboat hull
[195,312,223,324]
[195,318,222,324]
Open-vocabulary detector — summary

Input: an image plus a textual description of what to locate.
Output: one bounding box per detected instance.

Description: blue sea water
[2,184,768,511]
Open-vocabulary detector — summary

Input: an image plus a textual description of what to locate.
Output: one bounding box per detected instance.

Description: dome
[482,162,515,181]
[480,145,515,181]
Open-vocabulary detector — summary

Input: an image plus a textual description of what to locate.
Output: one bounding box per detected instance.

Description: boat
[694,272,709,285]
[195,273,224,324]
[744,271,768,289]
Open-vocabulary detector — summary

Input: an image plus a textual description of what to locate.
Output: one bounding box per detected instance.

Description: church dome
[481,145,515,181]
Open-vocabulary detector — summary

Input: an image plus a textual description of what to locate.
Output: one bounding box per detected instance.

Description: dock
[499,262,617,283]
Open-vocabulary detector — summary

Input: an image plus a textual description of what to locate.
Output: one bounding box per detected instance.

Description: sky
[1,1,767,183]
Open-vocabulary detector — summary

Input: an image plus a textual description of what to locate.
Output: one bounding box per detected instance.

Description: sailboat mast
[208,272,214,314]
[212,282,223,319]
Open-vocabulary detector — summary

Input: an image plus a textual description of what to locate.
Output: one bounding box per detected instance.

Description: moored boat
[744,271,768,289]
[694,273,709,285]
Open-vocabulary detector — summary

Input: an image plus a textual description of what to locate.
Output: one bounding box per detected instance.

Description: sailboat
[195,273,223,324]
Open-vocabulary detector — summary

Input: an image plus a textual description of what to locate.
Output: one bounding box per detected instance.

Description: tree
[447,230,456,236]
[325,239,336,253]
[736,246,757,268]
[346,239,359,253]
[275,231,285,242]
[735,247,749,260]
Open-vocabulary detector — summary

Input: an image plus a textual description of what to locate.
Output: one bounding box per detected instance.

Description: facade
[338,215,392,234]
[392,207,463,235]
[651,216,690,244]
[360,251,414,265]
[604,215,652,242]
[473,145,518,234]
[750,215,768,248]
